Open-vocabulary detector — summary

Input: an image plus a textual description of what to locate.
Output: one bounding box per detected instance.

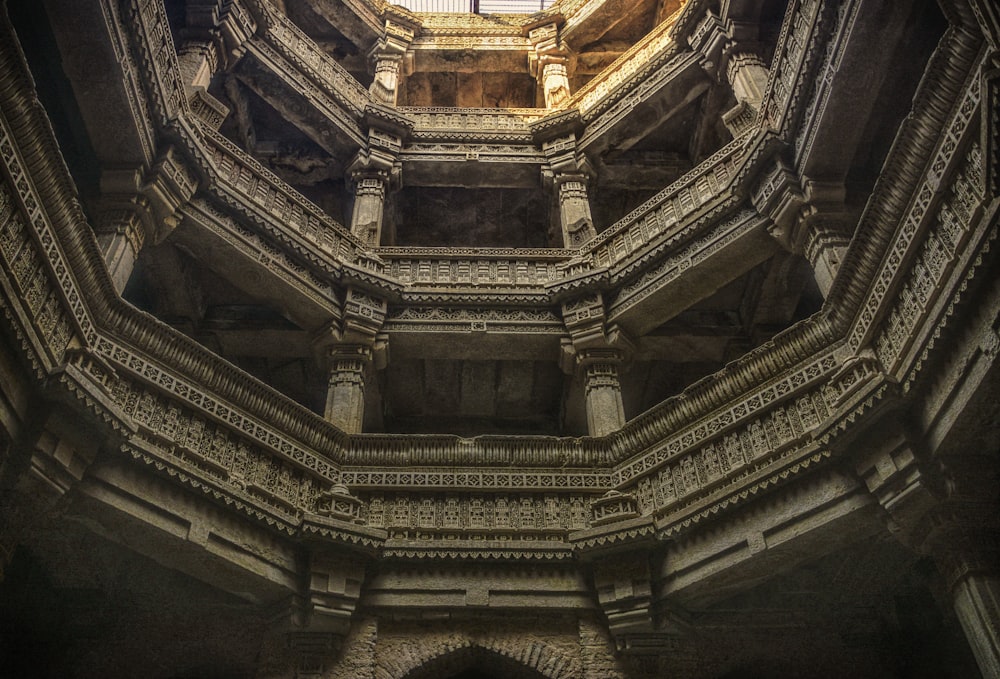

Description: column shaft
[350,177,387,247]
[584,361,625,437]
[324,354,369,434]
[177,40,218,90]
[726,51,769,111]
[96,207,146,293]
[557,176,597,247]
[540,58,571,108]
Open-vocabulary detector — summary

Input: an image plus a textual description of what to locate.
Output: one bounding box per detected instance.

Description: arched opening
[401,645,555,679]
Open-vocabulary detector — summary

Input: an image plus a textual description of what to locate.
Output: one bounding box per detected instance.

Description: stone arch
[380,637,578,679]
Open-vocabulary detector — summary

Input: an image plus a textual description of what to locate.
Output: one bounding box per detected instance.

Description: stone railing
[571,14,682,118]
[128,0,189,123]
[402,107,545,140]
[581,135,747,271]
[258,7,371,116]
[201,127,363,266]
[378,247,570,287]
[4,0,987,553]
[182,199,342,313]
[762,0,824,134]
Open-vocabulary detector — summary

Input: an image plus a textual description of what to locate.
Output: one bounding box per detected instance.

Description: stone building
[0,0,997,676]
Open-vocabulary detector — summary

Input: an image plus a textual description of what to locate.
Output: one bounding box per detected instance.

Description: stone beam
[237,46,366,155]
[794,0,924,181]
[658,469,879,610]
[577,53,710,157]
[363,563,594,612]
[41,0,155,167]
[607,213,778,337]
[171,204,342,333]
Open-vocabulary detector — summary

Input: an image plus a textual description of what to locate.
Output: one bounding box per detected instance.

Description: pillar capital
[368,19,415,105]
[720,47,769,136]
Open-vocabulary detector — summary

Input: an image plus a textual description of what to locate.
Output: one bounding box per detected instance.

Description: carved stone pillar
[856,427,1000,679]
[592,551,655,645]
[96,168,157,293]
[368,19,414,105]
[348,125,403,247]
[324,346,370,434]
[370,53,403,105]
[319,289,387,433]
[278,548,367,679]
[556,174,598,247]
[936,536,1000,678]
[561,293,632,437]
[800,208,851,297]
[349,172,389,247]
[177,0,254,90]
[721,51,769,136]
[753,163,851,298]
[581,350,626,438]
[179,41,217,90]
[540,57,572,109]
[726,51,768,111]
[542,133,597,247]
[529,22,572,109]
[96,203,148,293]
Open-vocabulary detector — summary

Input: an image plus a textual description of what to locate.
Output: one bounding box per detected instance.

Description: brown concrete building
[0,0,997,676]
